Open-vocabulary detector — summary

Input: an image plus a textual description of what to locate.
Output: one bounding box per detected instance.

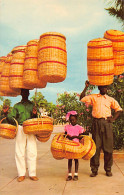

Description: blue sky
[0,0,123,106]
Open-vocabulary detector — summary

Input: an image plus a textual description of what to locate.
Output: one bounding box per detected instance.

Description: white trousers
[15,125,37,177]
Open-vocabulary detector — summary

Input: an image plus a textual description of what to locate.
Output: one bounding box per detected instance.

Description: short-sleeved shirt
[64,124,85,142]
[81,94,122,119]
[7,100,36,125]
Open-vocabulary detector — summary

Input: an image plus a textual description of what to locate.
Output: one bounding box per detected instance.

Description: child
[64,111,85,181]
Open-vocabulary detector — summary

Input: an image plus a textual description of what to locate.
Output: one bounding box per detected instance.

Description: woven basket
[0,53,21,96]
[51,133,65,160]
[80,136,96,160]
[23,39,47,88]
[104,30,124,75]
[51,133,85,160]
[23,116,53,135]
[87,38,114,86]
[38,32,67,83]
[9,46,33,89]
[0,117,18,139]
[0,56,6,78]
[36,131,52,142]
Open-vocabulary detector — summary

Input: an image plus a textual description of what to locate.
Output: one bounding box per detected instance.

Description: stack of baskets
[0,56,6,96]
[104,29,124,75]
[23,116,53,142]
[0,53,21,96]
[0,117,18,139]
[9,45,31,89]
[23,39,47,88]
[87,38,114,86]
[51,133,96,160]
[38,32,67,83]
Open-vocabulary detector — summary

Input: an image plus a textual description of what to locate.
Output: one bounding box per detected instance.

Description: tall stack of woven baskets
[0,32,67,97]
[87,29,124,86]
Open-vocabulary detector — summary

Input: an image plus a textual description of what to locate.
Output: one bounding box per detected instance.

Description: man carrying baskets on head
[3,89,38,182]
[80,81,123,177]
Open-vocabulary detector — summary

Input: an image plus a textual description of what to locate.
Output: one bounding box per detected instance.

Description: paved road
[0,126,124,195]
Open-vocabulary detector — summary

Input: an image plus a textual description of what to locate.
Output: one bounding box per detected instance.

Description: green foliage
[107,74,124,149]
[105,0,124,25]
[30,92,56,116]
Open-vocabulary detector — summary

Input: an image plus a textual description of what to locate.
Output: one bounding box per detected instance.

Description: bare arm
[80,80,89,100]
[107,111,123,123]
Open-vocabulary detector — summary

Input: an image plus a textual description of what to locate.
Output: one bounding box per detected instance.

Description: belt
[93,117,107,120]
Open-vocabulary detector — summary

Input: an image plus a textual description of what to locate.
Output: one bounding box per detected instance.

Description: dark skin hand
[80,80,89,100]
[107,111,122,123]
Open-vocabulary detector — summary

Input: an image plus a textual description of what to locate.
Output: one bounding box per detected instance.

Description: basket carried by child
[0,117,18,139]
[23,116,53,141]
[51,133,96,160]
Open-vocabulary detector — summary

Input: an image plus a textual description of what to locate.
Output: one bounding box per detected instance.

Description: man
[3,89,38,182]
[80,81,122,177]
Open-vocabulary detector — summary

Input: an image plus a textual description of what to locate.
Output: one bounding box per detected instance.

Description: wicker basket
[9,45,33,89]
[87,38,114,86]
[51,133,86,160]
[23,39,47,88]
[0,56,6,78]
[80,136,96,160]
[23,116,53,135]
[51,133,65,160]
[38,32,67,83]
[0,117,18,139]
[0,53,21,96]
[36,131,52,142]
[104,30,124,75]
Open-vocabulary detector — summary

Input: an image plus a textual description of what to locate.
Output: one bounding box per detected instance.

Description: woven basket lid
[11,45,27,54]
[40,32,66,40]
[27,39,39,46]
[87,38,112,47]
[104,30,124,41]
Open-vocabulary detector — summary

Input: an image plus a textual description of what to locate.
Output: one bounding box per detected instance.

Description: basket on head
[23,39,47,88]
[38,32,67,83]
[80,135,96,160]
[87,38,114,86]
[0,117,18,139]
[0,53,21,96]
[23,116,53,135]
[9,45,33,89]
[104,29,124,75]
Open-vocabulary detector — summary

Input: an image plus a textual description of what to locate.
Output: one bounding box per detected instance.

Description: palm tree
[105,0,124,24]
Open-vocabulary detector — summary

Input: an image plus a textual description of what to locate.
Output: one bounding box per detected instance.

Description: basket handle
[0,117,18,134]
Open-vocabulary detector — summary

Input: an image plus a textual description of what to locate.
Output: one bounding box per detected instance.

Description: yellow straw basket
[104,29,124,75]
[51,133,86,160]
[38,32,67,83]
[80,136,96,160]
[23,39,47,88]
[0,56,6,79]
[23,116,53,135]
[0,53,20,96]
[0,118,18,139]
[87,38,114,86]
[9,45,33,89]
[36,131,52,142]
[51,133,65,160]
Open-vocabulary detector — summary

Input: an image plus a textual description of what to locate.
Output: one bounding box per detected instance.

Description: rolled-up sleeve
[81,95,93,105]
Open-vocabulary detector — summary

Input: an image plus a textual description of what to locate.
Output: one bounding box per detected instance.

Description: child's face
[69,115,77,126]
